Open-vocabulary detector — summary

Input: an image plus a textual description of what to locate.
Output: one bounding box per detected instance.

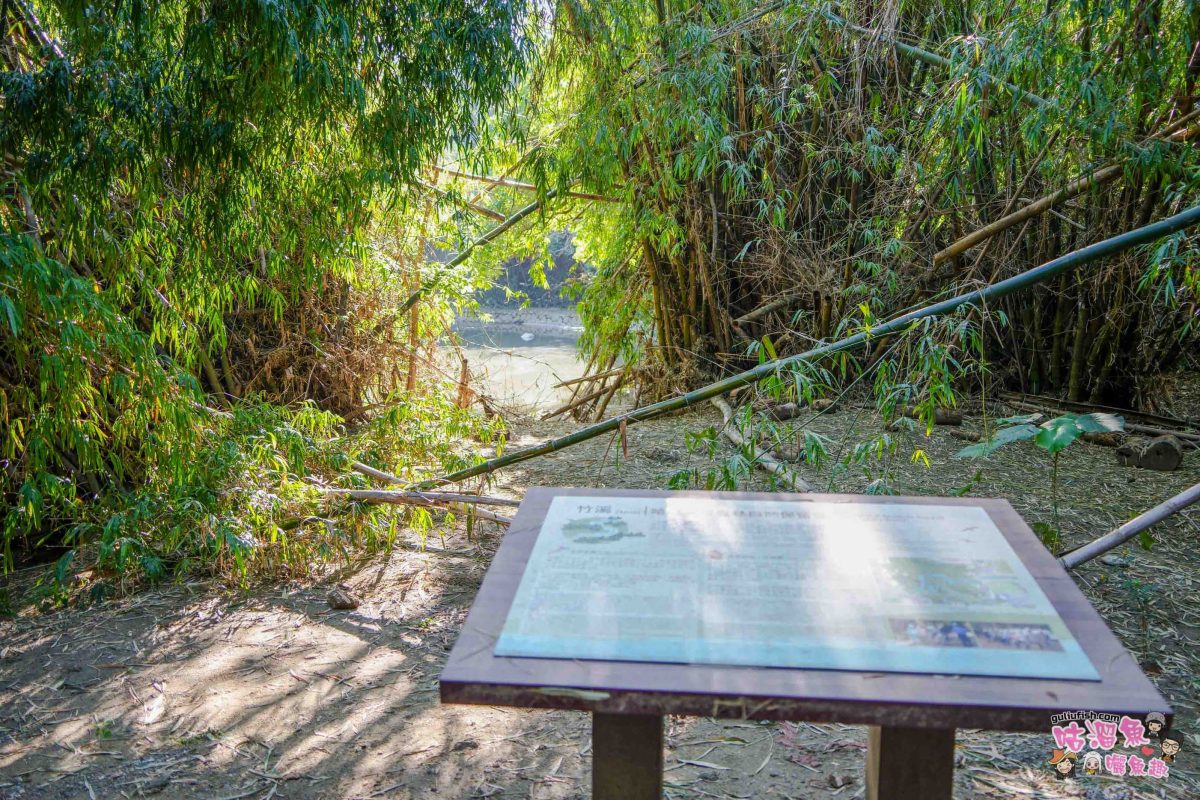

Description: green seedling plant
[957,412,1124,549]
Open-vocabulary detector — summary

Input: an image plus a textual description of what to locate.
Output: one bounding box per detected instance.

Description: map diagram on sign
[494,495,1099,680]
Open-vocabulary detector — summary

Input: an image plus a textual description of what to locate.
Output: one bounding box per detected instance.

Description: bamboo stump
[1117,435,1184,471]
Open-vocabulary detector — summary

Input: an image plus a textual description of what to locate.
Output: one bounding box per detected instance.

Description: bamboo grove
[1,0,531,580]
[2,0,1199,587]
[479,0,1200,411]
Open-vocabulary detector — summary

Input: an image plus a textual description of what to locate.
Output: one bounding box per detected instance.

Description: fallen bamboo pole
[712,397,816,492]
[1058,483,1200,569]
[470,507,513,526]
[735,293,803,325]
[414,205,1200,489]
[1002,400,1200,445]
[326,488,521,507]
[998,391,1199,431]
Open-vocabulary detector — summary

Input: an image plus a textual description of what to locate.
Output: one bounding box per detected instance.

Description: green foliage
[458,0,1199,408]
[958,411,1124,547]
[1,0,532,585]
[956,412,1124,459]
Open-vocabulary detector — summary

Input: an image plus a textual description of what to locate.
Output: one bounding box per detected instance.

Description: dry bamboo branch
[934,165,1123,264]
[326,488,521,507]
[417,179,507,221]
[934,112,1200,265]
[712,397,816,492]
[470,507,513,525]
[553,366,625,389]
[735,293,802,325]
[541,378,627,420]
[398,189,559,313]
[1059,483,1200,569]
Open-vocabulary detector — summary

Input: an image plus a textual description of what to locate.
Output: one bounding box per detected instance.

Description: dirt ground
[2,395,1199,800]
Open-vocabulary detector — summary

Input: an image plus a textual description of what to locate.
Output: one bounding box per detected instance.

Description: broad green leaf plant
[957,412,1124,548]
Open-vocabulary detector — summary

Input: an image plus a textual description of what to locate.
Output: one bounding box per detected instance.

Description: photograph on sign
[495,496,1099,680]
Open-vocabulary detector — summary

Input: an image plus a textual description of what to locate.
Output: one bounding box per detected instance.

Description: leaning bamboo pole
[398,189,560,313]
[436,168,619,203]
[413,205,1200,489]
[1059,483,1200,569]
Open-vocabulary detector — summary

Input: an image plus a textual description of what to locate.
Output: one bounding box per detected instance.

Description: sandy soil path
[2,403,1198,799]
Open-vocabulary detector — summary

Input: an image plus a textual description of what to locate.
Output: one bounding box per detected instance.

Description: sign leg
[866,725,955,800]
[592,712,663,800]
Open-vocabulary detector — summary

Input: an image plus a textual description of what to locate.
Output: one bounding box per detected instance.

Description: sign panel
[495,495,1099,680]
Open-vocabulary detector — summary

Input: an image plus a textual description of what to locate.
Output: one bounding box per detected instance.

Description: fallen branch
[326,488,520,507]
[1059,483,1200,569]
[712,397,816,492]
[1002,400,1200,445]
[553,366,625,389]
[735,294,802,325]
[415,205,1200,489]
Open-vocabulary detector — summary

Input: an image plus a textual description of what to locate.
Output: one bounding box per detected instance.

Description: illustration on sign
[495,495,1100,680]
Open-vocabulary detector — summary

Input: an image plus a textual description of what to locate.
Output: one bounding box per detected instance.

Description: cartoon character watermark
[1048,748,1076,779]
[1145,712,1166,739]
[1048,712,1182,781]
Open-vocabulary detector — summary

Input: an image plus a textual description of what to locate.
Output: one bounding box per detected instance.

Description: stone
[326,585,360,610]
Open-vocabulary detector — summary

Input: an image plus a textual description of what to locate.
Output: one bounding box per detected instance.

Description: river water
[452,308,586,411]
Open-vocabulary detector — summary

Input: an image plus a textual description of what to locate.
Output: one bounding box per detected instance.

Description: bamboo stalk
[327,488,521,507]
[934,164,1123,264]
[414,206,1200,489]
[553,366,625,389]
[822,11,1055,113]
[712,397,816,491]
[435,168,619,203]
[398,189,560,313]
[470,507,513,526]
[735,293,803,325]
[1059,483,1200,569]
[417,179,507,221]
